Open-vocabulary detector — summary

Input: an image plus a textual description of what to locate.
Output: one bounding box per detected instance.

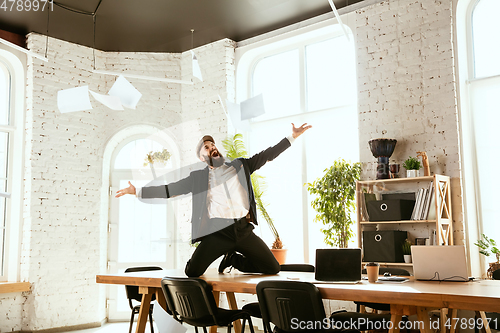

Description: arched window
[457,0,500,276]
[0,50,24,282]
[236,22,359,263]
[103,127,184,320]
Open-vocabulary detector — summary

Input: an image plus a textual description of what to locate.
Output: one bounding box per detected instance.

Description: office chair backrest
[361,267,410,276]
[125,266,163,303]
[280,264,315,272]
[493,269,500,280]
[161,277,218,325]
[256,280,326,332]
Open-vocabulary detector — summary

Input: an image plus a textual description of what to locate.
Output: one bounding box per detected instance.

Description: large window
[0,50,24,282]
[240,24,359,263]
[458,0,500,275]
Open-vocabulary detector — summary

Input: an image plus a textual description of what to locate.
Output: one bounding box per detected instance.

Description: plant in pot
[474,234,500,279]
[402,239,412,263]
[144,148,172,178]
[402,156,421,178]
[306,159,361,248]
[221,134,286,263]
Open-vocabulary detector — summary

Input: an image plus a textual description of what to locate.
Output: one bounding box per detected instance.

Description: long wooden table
[96,269,500,333]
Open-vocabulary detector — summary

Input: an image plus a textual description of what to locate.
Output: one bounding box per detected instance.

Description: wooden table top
[96,269,500,313]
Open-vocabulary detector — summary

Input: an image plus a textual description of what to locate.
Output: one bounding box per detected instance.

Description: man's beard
[205,153,225,167]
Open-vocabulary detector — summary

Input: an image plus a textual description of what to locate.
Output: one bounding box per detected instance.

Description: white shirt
[207,164,249,219]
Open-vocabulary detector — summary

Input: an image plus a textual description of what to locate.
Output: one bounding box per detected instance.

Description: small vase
[403,255,412,263]
[271,248,288,265]
[406,170,419,178]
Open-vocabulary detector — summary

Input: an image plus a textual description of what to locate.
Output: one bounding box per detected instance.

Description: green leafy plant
[306,159,361,248]
[144,149,172,167]
[222,133,283,249]
[402,156,421,170]
[475,234,500,263]
[402,239,412,255]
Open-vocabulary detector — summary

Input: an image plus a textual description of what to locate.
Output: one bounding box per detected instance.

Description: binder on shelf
[411,189,423,220]
[421,182,434,220]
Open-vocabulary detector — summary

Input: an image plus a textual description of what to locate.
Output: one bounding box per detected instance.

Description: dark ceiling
[0,0,365,53]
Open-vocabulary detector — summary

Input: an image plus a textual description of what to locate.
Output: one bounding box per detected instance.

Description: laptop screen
[412,245,469,282]
[315,248,362,282]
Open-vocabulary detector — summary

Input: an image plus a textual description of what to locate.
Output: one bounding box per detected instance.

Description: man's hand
[292,123,312,138]
[115,181,136,198]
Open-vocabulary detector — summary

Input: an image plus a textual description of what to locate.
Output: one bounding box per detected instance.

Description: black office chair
[161,277,255,333]
[355,267,411,313]
[242,264,315,332]
[256,280,361,333]
[124,266,163,333]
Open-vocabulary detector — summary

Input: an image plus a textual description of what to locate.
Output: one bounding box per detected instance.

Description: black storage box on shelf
[366,199,415,221]
[363,230,408,263]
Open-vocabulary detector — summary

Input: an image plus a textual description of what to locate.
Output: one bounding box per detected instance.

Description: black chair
[161,276,255,333]
[124,266,163,333]
[241,264,315,332]
[256,280,361,333]
[355,267,411,313]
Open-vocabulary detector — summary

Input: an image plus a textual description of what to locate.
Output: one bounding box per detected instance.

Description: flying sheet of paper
[226,100,251,131]
[57,86,93,113]
[240,93,265,120]
[89,90,124,110]
[108,75,142,109]
[191,51,203,81]
[327,0,350,41]
[152,300,187,333]
[218,94,228,116]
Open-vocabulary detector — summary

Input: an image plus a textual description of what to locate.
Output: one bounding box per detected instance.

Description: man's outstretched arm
[246,122,312,173]
[115,181,136,198]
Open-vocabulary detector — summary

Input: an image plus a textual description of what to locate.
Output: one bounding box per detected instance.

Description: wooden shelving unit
[356,174,453,265]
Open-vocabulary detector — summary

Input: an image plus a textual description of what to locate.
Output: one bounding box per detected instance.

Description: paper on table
[108,75,142,109]
[89,90,124,110]
[226,100,251,131]
[152,300,187,333]
[191,51,203,81]
[57,86,93,113]
[240,93,265,120]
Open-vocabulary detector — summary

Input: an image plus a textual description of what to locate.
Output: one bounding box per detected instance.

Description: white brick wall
[0,33,234,332]
[356,0,464,244]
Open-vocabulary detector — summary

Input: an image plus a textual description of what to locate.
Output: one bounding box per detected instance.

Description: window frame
[235,18,358,263]
[456,0,500,278]
[0,48,26,283]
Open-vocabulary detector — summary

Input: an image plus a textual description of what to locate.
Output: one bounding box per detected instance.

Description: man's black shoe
[218,251,236,273]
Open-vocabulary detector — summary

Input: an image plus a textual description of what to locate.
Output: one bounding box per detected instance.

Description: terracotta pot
[271,248,288,265]
[487,262,500,279]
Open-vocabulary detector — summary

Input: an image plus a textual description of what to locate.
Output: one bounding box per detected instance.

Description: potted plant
[222,134,286,263]
[402,156,421,178]
[402,239,412,263]
[474,234,500,279]
[144,148,172,178]
[306,159,361,248]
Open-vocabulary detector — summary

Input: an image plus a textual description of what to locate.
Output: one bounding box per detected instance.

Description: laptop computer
[412,245,469,282]
[314,248,362,284]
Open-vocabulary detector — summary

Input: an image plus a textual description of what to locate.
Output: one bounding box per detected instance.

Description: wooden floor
[65,322,264,333]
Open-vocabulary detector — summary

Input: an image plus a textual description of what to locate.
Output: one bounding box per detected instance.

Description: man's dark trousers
[184,217,280,277]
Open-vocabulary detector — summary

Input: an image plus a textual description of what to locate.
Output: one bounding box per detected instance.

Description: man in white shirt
[116,123,311,277]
